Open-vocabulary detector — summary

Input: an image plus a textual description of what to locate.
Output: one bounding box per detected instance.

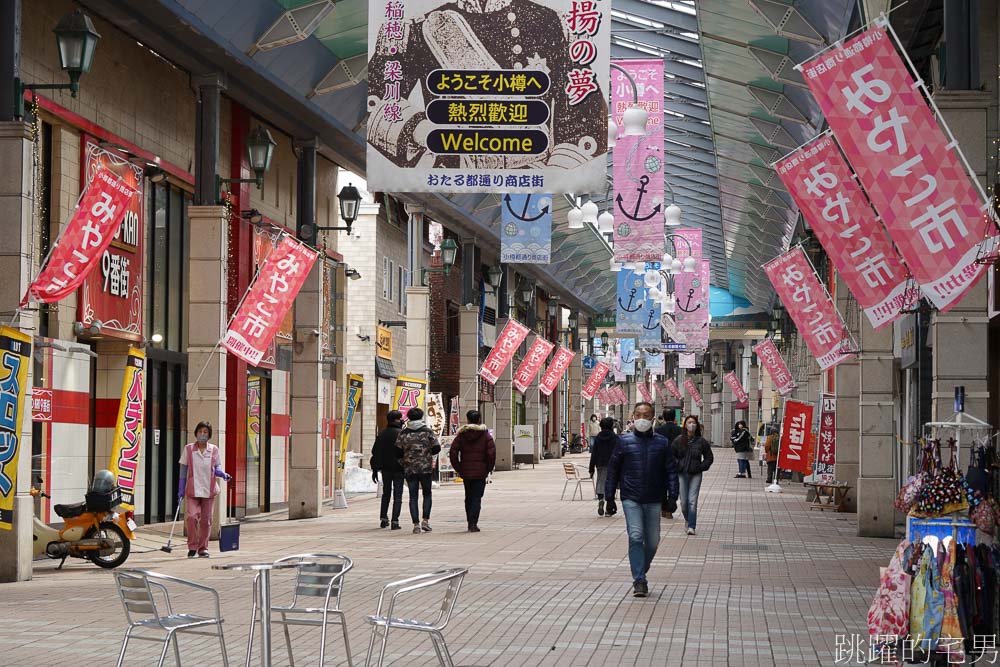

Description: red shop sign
[31,388,53,422]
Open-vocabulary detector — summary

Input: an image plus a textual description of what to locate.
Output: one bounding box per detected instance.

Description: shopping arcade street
[0,449,894,666]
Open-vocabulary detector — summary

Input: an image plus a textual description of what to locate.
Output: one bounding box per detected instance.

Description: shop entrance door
[144,350,187,525]
[245,373,271,515]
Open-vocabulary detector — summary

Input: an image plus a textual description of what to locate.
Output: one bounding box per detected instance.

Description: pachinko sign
[763,247,851,370]
[223,236,318,366]
[779,399,814,475]
[775,134,915,329]
[539,346,576,396]
[23,169,135,305]
[581,362,610,401]
[392,376,426,415]
[367,0,611,194]
[0,327,31,530]
[480,320,531,385]
[800,23,997,311]
[340,375,364,467]
[753,339,796,396]
[109,348,145,510]
[513,336,554,393]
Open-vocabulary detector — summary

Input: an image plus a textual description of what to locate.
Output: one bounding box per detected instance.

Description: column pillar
[193,73,226,206]
[493,316,514,471]
[404,286,430,379]
[459,306,479,416]
[747,365,761,438]
[722,383,733,441]
[185,205,229,536]
[857,320,895,537]
[0,120,36,582]
[701,373,713,441]
[835,276,860,512]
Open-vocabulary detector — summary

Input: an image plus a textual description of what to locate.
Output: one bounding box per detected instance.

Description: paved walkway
[0,449,895,666]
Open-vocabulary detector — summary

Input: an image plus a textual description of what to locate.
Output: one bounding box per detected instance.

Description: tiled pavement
[0,449,896,666]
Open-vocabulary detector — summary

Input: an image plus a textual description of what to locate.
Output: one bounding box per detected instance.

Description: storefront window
[149,183,190,351]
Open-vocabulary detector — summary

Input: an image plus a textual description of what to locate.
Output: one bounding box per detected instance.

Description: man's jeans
[463,478,487,525]
[621,500,661,583]
[678,472,703,530]
[406,473,433,524]
[379,471,404,522]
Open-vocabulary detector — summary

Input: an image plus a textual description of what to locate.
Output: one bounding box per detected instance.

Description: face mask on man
[686,422,697,433]
[633,418,652,432]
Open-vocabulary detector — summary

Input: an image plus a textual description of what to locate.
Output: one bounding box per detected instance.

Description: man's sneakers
[413,524,422,534]
[421,519,432,532]
[390,520,401,530]
[380,518,390,529]
[468,523,481,532]
[686,527,696,536]
[633,581,649,598]
[598,499,605,516]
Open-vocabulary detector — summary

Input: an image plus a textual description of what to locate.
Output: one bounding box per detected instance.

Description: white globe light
[597,211,614,233]
[622,105,648,136]
[661,252,673,266]
[608,118,619,149]
[647,287,662,301]
[644,270,660,288]
[581,200,599,225]
[664,203,682,227]
[670,259,682,275]
[567,207,584,229]
[683,256,697,273]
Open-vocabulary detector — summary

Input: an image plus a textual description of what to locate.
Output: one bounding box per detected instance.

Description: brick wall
[429,249,464,405]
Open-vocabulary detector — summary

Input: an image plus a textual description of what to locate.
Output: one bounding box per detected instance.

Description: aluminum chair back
[115,571,163,626]
[562,462,578,479]
[431,568,466,631]
[276,553,353,609]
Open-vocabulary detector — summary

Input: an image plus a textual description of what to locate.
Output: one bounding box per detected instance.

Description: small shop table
[804,481,852,512]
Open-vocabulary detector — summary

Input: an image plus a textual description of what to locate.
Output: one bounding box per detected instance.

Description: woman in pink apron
[178,421,231,558]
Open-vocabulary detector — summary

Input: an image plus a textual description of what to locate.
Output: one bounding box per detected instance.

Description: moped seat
[54,502,87,519]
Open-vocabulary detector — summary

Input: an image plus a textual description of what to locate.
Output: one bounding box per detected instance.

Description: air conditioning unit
[481,290,498,348]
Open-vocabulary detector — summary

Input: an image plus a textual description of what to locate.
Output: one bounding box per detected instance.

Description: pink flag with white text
[513,336,554,393]
[753,338,796,396]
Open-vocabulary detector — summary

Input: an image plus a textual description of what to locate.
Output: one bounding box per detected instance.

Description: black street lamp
[519,279,535,304]
[303,182,365,240]
[485,265,504,292]
[14,9,101,118]
[216,126,277,202]
[421,238,458,284]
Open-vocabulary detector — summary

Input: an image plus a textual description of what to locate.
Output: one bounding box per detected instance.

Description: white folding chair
[364,568,468,667]
[561,462,595,500]
[247,553,354,666]
[115,570,229,667]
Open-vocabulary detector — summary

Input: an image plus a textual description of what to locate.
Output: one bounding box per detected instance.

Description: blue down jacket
[605,430,680,504]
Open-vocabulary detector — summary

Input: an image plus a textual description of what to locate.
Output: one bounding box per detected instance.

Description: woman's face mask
[686,421,697,433]
[197,433,209,443]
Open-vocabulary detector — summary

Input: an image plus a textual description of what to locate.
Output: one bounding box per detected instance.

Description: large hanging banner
[763,247,851,370]
[367,0,611,194]
[539,346,576,396]
[800,24,997,311]
[22,169,135,306]
[683,377,703,408]
[392,375,425,415]
[644,350,664,375]
[638,285,662,347]
[109,348,145,510]
[815,394,837,483]
[223,236,318,366]
[723,370,748,408]
[619,338,636,375]
[612,58,664,262]
[674,260,710,350]
[678,352,697,369]
[252,225,297,368]
[0,327,31,530]
[672,228,702,260]
[580,361,610,400]
[775,134,915,329]
[339,375,364,467]
[778,399,814,474]
[79,140,144,341]
[616,268,646,334]
[501,194,553,263]
[663,378,682,400]
[513,336,554,393]
[480,319,531,384]
[753,338,796,396]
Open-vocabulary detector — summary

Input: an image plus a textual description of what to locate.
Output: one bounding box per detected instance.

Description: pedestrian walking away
[397,407,442,533]
[177,421,231,558]
[370,410,405,530]
[587,414,601,450]
[730,420,752,479]
[655,411,682,444]
[605,402,679,598]
[589,417,619,517]
[764,425,780,484]
[449,410,496,532]
[670,415,713,536]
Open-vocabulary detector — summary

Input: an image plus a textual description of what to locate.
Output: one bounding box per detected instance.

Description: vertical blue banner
[619,338,636,376]
[638,288,662,347]
[616,269,646,334]
[500,194,552,264]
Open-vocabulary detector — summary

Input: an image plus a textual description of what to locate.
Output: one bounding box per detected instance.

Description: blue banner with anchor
[619,338,636,376]
[500,194,552,264]
[616,268,646,334]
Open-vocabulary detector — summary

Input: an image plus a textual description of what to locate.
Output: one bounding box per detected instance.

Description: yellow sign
[247,375,262,459]
[376,325,393,359]
[0,327,31,530]
[339,374,364,468]
[109,347,145,511]
[392,376,427,416]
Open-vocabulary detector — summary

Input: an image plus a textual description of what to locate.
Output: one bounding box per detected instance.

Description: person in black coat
[670,415,713,535]
[655,411,683,443]
[370,410,404,529]
[589,417,619,517]
[730,420,752,478]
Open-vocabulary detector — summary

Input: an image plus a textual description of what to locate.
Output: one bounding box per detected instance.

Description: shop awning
[375,357,397,379]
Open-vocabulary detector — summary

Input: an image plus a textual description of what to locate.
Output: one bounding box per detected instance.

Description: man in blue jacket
[605,401,680,598]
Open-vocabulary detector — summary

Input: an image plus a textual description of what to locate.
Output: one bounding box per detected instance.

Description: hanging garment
[939,540,965,663]
[867,539,912,640]
[953,543,971,642]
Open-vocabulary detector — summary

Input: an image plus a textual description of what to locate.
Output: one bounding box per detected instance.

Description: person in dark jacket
[655,411,683,444]
[589,417,619,517]
[449,410,496,532]
[730,420,752,479]
[670,415,713,535]
[397,407,442,534]
[370,410,405,529]
[605,402,680,598]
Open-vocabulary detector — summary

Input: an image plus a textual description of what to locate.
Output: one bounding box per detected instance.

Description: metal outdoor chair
[364,568,468,667]
[247,553,355,667]
[561,462,595,501]
[114,570,229,667]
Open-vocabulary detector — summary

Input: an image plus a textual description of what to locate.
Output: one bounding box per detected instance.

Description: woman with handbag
[178,421,231,558]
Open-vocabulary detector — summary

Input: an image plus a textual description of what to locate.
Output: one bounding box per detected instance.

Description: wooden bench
[804,481,852,512]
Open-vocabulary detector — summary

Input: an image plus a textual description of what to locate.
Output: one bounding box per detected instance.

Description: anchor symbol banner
[616,268,647,334]
[612,59,664,262]
[673,259,710,351]
[618,338,636,376]
[501,194,552,264]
